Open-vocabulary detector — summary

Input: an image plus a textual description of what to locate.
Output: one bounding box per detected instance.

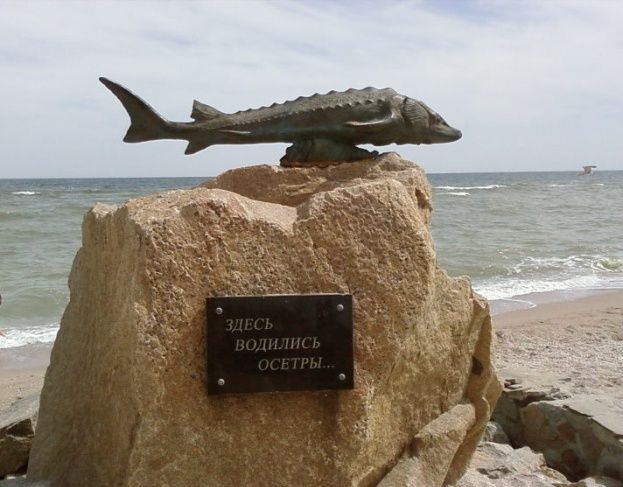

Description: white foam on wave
[511,255,623,274]
[11,191,40,195]
[471,251,623,302]
[447,191,470,196]
[501,298,537,308]
[0,324,59,349]
[473,274,615,301]
[435,184,507,190]
[592,258,623,271]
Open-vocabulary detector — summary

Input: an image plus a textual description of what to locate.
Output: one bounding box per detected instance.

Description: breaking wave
[510,255,623,274]
[0,324,59,349]
[471,254,623,300]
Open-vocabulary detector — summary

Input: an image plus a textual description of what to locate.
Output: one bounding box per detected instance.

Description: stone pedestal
[28,154,500,487]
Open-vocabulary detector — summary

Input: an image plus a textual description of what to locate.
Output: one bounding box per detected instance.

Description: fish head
[401,98,462,144]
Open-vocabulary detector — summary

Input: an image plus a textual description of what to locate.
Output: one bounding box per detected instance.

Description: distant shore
[1,288,621,413]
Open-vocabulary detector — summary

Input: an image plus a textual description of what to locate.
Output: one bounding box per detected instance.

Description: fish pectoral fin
[191,100,224,121]
[344,113,398,130]
[218,129,253,135]
[185,139,212,155]
[344,119,386,127]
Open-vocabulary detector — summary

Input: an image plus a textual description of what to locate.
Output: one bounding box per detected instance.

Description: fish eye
[428,112,442,126]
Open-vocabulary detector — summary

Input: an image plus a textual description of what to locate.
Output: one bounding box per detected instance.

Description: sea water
[1,171,622,348]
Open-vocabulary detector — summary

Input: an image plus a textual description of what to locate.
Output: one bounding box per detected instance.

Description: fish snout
[434,125,462,143]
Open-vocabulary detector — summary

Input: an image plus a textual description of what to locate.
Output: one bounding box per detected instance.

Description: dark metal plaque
[206,294,353,395]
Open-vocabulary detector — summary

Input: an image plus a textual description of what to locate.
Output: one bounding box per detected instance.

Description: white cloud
[0,0,621,177]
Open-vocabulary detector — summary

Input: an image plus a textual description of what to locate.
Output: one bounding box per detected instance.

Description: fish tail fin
[99,77,169,142]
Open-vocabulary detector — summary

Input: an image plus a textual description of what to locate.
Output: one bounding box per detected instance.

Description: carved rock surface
[0,394,38,478]
[28,154,499,487]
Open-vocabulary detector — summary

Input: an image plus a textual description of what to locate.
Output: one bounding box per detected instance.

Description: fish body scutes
[191,87,406,145]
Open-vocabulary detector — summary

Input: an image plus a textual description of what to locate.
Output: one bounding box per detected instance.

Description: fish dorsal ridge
[226,87,397,126]
[191,100,224,121]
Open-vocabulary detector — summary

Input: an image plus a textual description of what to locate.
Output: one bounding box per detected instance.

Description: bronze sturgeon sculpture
[100,77,462,164]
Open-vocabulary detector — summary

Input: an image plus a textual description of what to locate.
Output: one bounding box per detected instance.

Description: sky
[0,0,622,178]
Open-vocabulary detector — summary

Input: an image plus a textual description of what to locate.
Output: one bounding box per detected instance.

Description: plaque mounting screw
[215,307,223,315]
[338,373,346,381]
[337,304,344,312]
[217,378,225,386]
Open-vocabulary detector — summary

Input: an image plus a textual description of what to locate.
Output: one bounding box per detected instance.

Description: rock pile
[458,421,622,487]
[494,369,623,481]
[492,293,623,483]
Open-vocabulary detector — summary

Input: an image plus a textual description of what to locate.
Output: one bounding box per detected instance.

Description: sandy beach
[0,344,50,413]
[493,289,623,400]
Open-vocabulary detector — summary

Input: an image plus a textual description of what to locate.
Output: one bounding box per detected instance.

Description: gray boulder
[494,369,623,481]
[483,421,510,444]
[0,394,38,478]
[457,441,567,486]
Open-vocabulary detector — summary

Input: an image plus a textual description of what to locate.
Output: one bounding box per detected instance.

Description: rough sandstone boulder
[28,153,500,487]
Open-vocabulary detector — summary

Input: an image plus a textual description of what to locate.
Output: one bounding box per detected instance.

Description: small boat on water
[579,165,597,175]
